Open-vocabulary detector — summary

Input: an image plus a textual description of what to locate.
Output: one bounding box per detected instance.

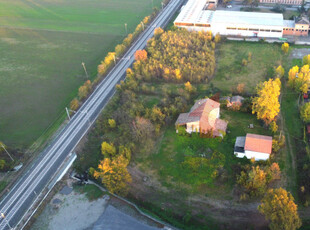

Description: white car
[226,4,232,8]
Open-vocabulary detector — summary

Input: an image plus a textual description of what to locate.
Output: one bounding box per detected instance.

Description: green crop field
[0,0,161,148]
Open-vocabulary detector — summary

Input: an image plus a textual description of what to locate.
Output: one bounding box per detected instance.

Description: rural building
[283,16,310,36]
[174,0,310,38]
[221,95,244,108]
[175,98,227,137]
[259,0,302,5]
[234,134,272,161]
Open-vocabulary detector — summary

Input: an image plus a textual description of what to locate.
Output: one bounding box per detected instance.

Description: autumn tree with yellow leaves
[93,154,131,196]
[93,143,132,195]
[258,188,302,230]
[252,78,281,125]
[288,65,310,93]
[281,42,289,54]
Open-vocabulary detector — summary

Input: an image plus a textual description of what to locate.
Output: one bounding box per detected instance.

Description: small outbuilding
[234,133,272,161]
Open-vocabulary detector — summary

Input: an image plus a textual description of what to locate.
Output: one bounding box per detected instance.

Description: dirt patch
[128,165,269,230]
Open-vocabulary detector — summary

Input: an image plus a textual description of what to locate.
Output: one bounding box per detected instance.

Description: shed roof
[283,20,295,28]
[244,133,272,154]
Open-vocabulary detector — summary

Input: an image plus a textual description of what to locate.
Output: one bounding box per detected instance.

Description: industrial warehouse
[174,0,310,38]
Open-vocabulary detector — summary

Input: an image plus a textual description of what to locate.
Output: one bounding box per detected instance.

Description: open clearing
[0,0,161,148]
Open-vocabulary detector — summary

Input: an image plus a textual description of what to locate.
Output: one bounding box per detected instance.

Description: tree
[281,42,289,54]
[0,159,5,170]
[300,103,310,122]
[101,142,116,159]
[275,65,285,78]
[252,78,281,125]
[269,120,278,133]
[243,0,259,7]
[108,119,116,128]
[135,49,148,61]
[214,33,221,43]
[184,81,196,94]
[70,98,79,111]
[258,188,302,230]
[237,166,267,197]
[93,155,132,196]
[268,162,281,180]
[303,54,310,65]
[236,83,245,94]
[288,64,310,93]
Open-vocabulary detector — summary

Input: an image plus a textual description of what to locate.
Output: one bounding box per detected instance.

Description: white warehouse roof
[211,11,284,27]
[175,0,208,24]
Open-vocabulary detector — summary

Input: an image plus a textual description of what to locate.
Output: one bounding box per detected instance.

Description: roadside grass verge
[73,184,106,201]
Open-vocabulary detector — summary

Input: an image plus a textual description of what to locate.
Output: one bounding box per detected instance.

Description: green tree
[300,103,310,122]
[101,142,116,159]
[108,119,116,128]
[258,188,302,230]
[303,54,310,65]
[237,166,267,197]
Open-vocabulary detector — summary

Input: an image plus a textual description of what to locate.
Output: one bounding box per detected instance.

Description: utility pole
[124,23,128,35]
[161,2,164,9]
[65,107,71,120]
[0,144,14,162]
[81,62,89,79]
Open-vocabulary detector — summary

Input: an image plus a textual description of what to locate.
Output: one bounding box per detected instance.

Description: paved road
[0,0,183,229]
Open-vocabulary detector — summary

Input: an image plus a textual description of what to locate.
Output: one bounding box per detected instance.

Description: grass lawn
[213,41,284,94]
[280,87,303,198]
[0,0,162,148]
[73,184,106,201]
[142,108,270,198]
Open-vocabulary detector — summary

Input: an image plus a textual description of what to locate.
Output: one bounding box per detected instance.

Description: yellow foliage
[281,42,289,53]
[93,154,132,196]
[258,188,302,230]
[252,78,281,125]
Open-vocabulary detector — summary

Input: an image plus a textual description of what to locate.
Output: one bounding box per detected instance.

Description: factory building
[174,0,309,38]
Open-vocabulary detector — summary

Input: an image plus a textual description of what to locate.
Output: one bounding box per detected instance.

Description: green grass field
[0,0,161,148]
[213,41,284,93]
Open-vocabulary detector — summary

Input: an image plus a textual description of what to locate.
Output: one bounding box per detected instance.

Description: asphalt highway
[0,0,183,229]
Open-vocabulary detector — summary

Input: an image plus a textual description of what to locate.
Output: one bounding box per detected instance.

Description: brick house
[175,98,228,137]
[283,16,310,36]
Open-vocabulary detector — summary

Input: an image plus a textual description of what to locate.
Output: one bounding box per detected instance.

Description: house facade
[234,133,272,161]
[259,0,302,5]
[175,98,227,137]
[283,16,310,36]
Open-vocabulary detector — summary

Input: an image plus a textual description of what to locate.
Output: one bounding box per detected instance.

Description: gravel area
[290,48,310,59]
[31,187,109,230]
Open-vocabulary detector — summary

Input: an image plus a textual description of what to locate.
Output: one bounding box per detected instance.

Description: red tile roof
[244,134,272,154]
[307,125,310,134]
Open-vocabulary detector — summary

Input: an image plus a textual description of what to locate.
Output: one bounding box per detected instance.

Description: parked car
[226,4,232,8]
